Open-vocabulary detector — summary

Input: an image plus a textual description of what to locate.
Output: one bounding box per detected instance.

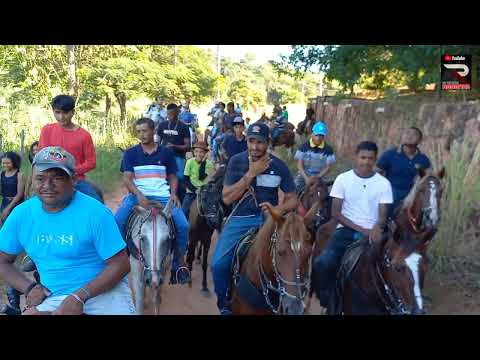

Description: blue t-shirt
[121,144,177,199]
[294,141,336,176]
[157,120,191,158]
[223,135,248,161]
[223,151,296,217]
[377,146,431,192]
[0,192,126,297]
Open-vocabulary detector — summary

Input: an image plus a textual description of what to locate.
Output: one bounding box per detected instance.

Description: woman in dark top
[1,151,25,224]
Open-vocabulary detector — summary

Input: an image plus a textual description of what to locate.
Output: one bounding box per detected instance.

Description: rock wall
[309,96,480,168]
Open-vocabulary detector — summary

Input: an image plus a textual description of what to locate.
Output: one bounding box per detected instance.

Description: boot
[6,286,21,312]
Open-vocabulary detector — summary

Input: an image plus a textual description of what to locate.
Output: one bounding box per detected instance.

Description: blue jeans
[211,214,264,312]
[75,180,103,203]
[312,227,362,307]
[212,134,224,162]
[174,156,186,203]
[181,192,196,221]
[114,193,189,272]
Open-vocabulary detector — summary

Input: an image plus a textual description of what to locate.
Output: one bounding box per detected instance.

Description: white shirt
[330,169,393,230]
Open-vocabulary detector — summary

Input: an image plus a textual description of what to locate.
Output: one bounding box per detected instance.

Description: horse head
[377,230,429,315]
[128,202,172,289]
[198,165,227,230]
[266,209,314,315]
[300,178,333,230]
[400,167,445,239]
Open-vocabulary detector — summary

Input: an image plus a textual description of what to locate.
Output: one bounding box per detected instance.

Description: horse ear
[437,167,446,179]
[133,205,149,217]
[417,167,427,179]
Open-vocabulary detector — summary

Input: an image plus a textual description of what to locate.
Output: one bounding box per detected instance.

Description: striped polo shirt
[294,139,336,176]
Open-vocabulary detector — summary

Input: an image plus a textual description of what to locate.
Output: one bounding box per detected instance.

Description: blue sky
[195,45,292,64]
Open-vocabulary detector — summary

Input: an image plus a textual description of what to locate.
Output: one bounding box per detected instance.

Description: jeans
[212,134,225,162]
[75,180,103,203]
[182,192,196,221]
[211,214,264,312]
[294,174,306,194]
[312,227,363,307]
[174,156,186,203]
[114,193,189,272]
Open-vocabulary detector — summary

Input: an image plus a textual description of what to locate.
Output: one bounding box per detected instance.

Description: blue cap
[247,122,270,142]
[312,121,328,136]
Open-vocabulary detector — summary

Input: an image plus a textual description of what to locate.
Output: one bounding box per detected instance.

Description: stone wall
[309,96,480,168]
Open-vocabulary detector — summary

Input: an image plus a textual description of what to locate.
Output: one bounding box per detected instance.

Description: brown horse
[271,123,296,156]
[336,229,429,315]
[392,167,446,255]
[230,209,314,315]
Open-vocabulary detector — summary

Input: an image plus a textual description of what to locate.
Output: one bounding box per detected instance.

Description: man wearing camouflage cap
[0,146,135,315]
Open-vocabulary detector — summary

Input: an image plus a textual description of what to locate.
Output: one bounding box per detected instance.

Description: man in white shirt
[312,141,393,308]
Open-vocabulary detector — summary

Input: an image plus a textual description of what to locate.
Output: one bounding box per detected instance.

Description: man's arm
[123,171,143,198]
[76,132,97,175]
[297,160,309,181]
[0,252,35,295]
[316,165,331,179]
[70,249,130,304]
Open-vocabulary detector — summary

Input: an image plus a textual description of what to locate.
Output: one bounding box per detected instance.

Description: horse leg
[196,241,202,264]
[152,287,162,316]
[201,233,212,295]
[130,258,145,315]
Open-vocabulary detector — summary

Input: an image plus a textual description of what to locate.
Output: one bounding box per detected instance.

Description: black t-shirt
[157,120,191,158]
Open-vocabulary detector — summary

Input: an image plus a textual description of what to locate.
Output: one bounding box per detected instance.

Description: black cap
[247,122,270,143]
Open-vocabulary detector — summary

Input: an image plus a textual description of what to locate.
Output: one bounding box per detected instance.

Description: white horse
[126,199,174,315]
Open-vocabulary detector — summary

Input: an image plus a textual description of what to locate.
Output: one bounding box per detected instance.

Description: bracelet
[79,287,91,300]
[69,293,85,306]
[24,282,38,296]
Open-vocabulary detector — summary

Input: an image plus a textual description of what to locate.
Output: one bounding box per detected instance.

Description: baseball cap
[233,116,245,126]
[247,122,270,143]
[312,121,328,136]
[32,146,76,177]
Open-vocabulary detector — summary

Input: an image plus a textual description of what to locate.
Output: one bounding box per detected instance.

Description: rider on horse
[376,127,431,219]
[312,141,393,310]
[294,121,336,193]
[210,122,298,315]
[221,117,248,165]
[38,95,103,203]
[115,118,191,285]
[182,141,215,221]
[0,147,134,315]
[270,108,288,145]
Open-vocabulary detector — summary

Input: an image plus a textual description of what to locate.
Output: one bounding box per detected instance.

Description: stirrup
[175,266,191,284]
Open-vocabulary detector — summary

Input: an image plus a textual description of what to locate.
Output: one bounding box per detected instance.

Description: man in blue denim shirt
[211,122,298,315]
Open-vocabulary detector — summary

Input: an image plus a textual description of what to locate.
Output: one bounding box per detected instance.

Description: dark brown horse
[230,209,314,315]
[336,229,429,315]
[185,165,227,294]
[296,108,316,138]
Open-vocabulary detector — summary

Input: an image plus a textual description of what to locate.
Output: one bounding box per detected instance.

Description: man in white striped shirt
[115,118,190,285]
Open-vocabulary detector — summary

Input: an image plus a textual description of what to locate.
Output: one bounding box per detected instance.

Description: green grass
[87,146,124,194]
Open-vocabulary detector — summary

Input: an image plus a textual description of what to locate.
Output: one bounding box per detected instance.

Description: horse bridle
[373,250,412,315]
[257,223,311,314]
[407,179,440,237]
[128,207,171,273]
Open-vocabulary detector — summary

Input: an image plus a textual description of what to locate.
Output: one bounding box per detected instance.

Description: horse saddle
[330,238,370,314]
[229,227,279,311]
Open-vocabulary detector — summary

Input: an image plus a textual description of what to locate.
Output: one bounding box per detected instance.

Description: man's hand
[259,202,284,216]
[0,209,10,221]
[51,296,84,315]
[369,224,383,244]
[25,284,51,308]
[171,194,181,208]
[138,194,150,209]
[166,143,175,149]
[306,176,316,186]
[247,153,272,178]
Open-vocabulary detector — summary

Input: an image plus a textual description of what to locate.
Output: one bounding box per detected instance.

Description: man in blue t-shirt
[116,117,191,285]
[211,122,298,315]
[222,116,247,164]
[0,146,134,315]
[223,102,241,133]
[376,126,431,218]
[157,103,191,202]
